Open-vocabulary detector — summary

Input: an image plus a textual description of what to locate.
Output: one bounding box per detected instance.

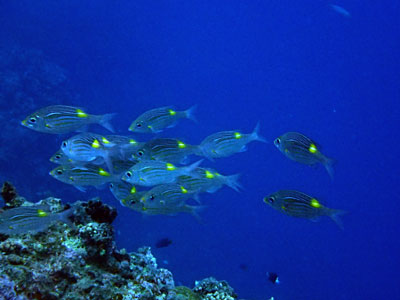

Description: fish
[139,183,197,206]
[49,164,120,192]
[119,192,147,209]
[264,190,347,229]
[196,122,266,159]
[50,149,104,166]
[128,105,197,133]
[0,204,72,235]
[155,237,173,248]
[21,105,116,134]
[121,159,202,187]
[330,4,351,18]
[109,181,141,203]
[267,272,280,284]
[177,168,242,193]
[274,132,335,179]
[60,132,116,171]
[104,135,144,159]
[133,138,199,164]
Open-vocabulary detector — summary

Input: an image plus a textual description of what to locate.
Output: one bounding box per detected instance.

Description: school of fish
[6,104,347,232]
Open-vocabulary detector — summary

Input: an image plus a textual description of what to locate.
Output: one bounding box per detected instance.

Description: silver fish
[0,204,72,235]
[274,132,334,179]
[61,132,116,171]
[121,160,202,187]
[139,184,197,207]
[49,164,120,192]
[264,190,347,229]
[21,105,115,134]
[133,138,199,164]
[177,168,242,193]
[197,122,266,159]
[128,105,196,133]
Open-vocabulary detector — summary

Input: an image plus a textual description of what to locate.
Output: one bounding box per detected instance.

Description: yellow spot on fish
[169,109,176,116]
[215,172,221,176]
[142,207,147,211]
[234,132,242,139]
[102,137,110,144]
[140,196,146,203]
[177,141,186,149]
[166,163,176,171]
[98,168,110,177]
[37,209,48,217]
[310,198,321,208]
[92,139,100,148]
[69,176,74,182]
[129,139,137,145]
[148,125,152,129]
[309,143,317,154]
[76,109,88,118]
[130,186,136,194]
[8,225,13,229]
[45,124,51,128]
[181,186,188,194]
[205,170,214,179]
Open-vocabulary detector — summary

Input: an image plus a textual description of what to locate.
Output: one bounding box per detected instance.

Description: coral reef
[0,184,241,300]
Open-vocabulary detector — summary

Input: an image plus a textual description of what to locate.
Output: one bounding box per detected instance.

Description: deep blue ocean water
[1,1,399,299]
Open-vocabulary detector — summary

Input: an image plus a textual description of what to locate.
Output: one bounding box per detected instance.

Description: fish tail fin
[251,122,267,143]
[192,145,214,161]
[58,208,74,227]
[328,208,348,230]
[103,154,114,174]
[225,174,242,192]
[185,205,206,222]
[184,105,198,123]
[99,113,117,133]
[183,159,203,175]
[323,156,335,181]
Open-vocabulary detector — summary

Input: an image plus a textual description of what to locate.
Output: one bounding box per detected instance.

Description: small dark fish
[267,272,280,284]
[128,105,197,133]
[274,132,334,180]
[21,105,115,134]
[264,190,347,229]
[155,237,173,248]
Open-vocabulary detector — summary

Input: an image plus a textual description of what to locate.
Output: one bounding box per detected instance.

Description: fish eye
[275,138,281,145]
[126,171,132,178]
[62,141,67,148]
[55,155,61,159]
[29,117,36,123]
[56,169,63,175]
[149,194,155,201]
[137,150,144,157]
[109,183,114,188]
[136,123,142,128]
[268,197,275,203]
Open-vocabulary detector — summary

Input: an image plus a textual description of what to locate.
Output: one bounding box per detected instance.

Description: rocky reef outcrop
[0,182,240,300]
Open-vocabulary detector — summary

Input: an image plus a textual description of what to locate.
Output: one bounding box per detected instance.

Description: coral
[0,194,242,299]
[0,274,27,300]
[1,182,25,208]
[193,277,238,300]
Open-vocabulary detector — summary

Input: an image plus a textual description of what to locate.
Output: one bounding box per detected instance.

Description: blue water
[1,1,399,299]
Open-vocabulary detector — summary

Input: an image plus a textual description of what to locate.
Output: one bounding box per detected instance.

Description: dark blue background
[1,1,399,299]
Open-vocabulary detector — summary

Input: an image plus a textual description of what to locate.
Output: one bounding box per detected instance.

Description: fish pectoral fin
[239,145,248,152]
[309,217,320,223]
[74,185,86,192]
